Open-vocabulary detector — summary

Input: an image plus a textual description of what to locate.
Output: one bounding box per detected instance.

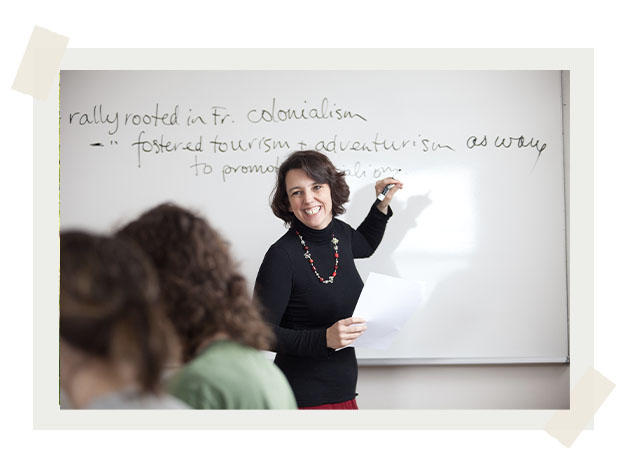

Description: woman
[59,231,188,409]
[254,150,402,409]
[117,203,297,409]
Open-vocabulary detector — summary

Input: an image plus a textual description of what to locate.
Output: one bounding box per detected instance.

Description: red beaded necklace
[295,230,339,284]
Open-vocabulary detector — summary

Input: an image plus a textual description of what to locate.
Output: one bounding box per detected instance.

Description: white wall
[357,364,569,409]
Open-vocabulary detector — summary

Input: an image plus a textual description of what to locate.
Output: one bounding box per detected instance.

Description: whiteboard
[59,70,568,364]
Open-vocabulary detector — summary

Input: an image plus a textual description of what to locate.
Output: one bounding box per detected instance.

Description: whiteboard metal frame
[357,356,570,366]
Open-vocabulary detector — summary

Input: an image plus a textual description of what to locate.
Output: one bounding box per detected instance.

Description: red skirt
[299,398,358,410]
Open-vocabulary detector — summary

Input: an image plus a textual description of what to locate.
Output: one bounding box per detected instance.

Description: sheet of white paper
[344,272,422,351]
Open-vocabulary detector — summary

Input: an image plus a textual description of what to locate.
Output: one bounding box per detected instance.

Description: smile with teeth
[304,206,321,215]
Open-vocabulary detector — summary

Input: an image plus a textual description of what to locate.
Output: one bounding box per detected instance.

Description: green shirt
[168,340,297,409]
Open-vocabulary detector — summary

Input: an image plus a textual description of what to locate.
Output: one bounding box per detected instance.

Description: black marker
[377,170,401,201]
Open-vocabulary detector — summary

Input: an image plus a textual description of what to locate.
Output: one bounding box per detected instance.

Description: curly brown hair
[271,150,350,226]
[60,231,178,393]
[117,203,274,362]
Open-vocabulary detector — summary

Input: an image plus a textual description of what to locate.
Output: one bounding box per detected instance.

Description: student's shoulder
[174,342,272,385]
[169,343,238,387]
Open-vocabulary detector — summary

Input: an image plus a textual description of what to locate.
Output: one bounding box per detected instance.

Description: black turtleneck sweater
[254,202,392,407]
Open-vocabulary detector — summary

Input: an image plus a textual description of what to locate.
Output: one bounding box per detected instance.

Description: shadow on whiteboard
[342,184,433,280]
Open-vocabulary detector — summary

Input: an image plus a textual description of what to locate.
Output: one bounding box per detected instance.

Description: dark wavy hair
[271,150,350,226]
[60,231,177,393]
[117,203,274,363]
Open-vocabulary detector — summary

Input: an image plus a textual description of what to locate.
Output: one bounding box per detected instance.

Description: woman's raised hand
[375,177,403,214]
[326,316,367,350]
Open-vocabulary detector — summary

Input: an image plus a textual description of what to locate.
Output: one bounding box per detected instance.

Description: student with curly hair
[60,231,188,409]
[117,204,296,409]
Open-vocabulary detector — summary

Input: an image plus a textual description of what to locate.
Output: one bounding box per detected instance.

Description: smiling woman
[254,150,403,409]
[285,169,334,230]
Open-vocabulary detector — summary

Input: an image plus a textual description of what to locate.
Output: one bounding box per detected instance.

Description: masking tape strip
[12,26,69,100]
[545,367,615,447]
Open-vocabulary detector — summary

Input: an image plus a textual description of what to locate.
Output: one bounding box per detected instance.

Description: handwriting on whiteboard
[66,102,549,181]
